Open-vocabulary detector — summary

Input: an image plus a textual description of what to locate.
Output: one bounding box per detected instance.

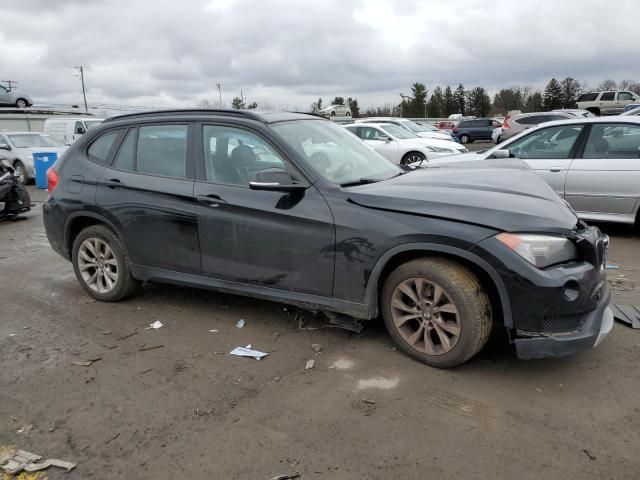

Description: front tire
[381,257,492,368]
[15,98,28,108]
[401,151,426,166]
[72,225,139,302]
[13,160,28,184]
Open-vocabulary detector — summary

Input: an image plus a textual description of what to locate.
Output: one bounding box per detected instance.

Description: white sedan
[343,122,467,165]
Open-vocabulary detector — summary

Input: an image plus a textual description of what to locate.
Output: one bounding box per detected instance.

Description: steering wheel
[333,158,357,180]
[310,152,331,172]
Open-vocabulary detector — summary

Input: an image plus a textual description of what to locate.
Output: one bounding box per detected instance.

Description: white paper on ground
[146,321,164,330]
[229,345,268,360]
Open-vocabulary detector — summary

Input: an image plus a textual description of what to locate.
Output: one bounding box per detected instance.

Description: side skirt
[130,264,373,320]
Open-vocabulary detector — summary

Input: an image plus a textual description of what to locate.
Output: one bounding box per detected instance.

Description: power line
[1,80,18,91]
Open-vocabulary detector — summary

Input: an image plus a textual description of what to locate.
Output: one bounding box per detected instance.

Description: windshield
[401,120,435,133]
[271,120,401,185]
[8,134,64,148]
[381,124,418,139]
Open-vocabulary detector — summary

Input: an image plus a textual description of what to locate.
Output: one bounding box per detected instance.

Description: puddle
[357,376,400,390]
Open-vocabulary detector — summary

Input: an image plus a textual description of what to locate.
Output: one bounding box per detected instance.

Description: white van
[43,117,104,145]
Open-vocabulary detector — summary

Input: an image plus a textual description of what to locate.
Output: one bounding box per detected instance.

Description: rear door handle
[197,194,227,207]
[549,167,565,172]
[104,178,124,188]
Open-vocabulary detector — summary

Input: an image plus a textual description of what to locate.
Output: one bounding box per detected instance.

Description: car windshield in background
[8,134,64,148]
[271,120,400,185]
[85,121,103,130]
[402,120,433,133]
[381,124,417,139]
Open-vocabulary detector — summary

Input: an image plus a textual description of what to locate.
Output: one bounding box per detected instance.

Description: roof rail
[103,109,265,123]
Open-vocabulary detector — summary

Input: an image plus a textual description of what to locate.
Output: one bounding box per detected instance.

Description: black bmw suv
[43,110,612,367]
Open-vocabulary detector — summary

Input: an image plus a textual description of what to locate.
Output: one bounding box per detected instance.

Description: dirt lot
[1,186,640,479]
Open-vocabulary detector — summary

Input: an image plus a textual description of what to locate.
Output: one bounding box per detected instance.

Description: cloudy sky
[1,0,639,112]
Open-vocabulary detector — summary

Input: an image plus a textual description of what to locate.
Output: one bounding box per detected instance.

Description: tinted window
[137,125,188,178]
[344,126,359,137]
[458,121,471,128]
[202,125,286,186]
[113,129,136,171]
[505,125,584,159]
[600,92,615,101]
[515,116,542,125]
[87,130,121,163]
[578,93,598,102]
[617,92,634,101]
[583,123,640,159]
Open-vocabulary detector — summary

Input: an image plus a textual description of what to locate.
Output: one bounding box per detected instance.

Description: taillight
[502,116,511,129]
[452,127,458,132]
[46,168,59,193]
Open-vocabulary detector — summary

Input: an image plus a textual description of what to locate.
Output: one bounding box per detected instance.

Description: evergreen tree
[443,86,454,116]
[543,78,563,110]
[347,97,360,118]
[332,96,345,105]
[467,87,491,117]
[525,91,544,112]
[427,86,444,118]
[453,84,466,115]
[560,77,582,109]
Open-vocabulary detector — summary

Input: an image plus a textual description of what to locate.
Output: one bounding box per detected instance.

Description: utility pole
[1,80,18,91]
[75,66,88,112]
[216,83,222,107]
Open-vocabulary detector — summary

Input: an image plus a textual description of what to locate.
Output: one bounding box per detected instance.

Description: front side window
[504,125,584,159]
[0,85,7,94]
[600,92,615,101]
[360,126,384,140]
[137,125,187,178]
[202,125,286,186]
[381,124,416,139]
[617,92,634,101]
[271,119,400,185]
[583,123,640,159]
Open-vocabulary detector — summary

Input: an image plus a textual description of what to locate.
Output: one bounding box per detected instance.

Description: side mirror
[249,168,307,193]
[0,143,11,151]
[76,127,86,134]
[488,149,510,159]
[379,136,391,142]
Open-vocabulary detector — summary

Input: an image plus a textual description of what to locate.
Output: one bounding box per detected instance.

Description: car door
[480,119,493,140]
[501,123,586,197]
[616,92,635,114]
[193,123,335,296]
[95,124,200,275]
[359,126,399,162]
[599,92,616,114]
[0,86,10,106]
[565,122,640,217]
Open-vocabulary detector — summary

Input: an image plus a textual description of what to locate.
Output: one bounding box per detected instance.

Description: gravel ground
[1,187,639,479]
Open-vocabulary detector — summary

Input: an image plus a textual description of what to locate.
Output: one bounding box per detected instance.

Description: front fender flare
[363,243,513,328]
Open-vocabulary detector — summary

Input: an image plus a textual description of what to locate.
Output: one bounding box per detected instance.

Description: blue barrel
[33,152,58,189]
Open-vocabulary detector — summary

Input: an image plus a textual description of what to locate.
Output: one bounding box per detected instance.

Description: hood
[417,131,454,141]
[426,151,484,164]
[400,137,464,151]
[345,159,578,232]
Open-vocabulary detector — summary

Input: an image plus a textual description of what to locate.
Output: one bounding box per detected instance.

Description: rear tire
[15,98,28,108]
[13,160,28,184]
[72,225,139,302]
[381,257,492,368]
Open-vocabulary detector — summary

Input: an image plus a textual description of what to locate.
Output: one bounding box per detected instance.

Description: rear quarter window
[87,130,122,164]
[578,93,598,102]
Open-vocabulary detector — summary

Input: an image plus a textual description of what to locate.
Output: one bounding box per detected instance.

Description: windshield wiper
[339,177,383,188]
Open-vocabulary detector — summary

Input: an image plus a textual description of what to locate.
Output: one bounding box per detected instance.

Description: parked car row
[0,84,33,108]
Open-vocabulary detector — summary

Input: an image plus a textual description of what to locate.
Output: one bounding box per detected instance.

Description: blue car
[453,118,501,144]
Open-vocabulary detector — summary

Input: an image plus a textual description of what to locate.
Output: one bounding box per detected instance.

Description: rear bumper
[514,283,612,359]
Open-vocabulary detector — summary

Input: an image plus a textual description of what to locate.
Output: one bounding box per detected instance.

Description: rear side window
[600,92,615,101]
[578,93,598,102]
[87,130,121,163]
[458,121,470,128]
[136,125,188,178]
[515,116,541,125]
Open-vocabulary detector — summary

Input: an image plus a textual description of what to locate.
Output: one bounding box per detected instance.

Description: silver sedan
[0,132,67,183]
[428,117,640,226]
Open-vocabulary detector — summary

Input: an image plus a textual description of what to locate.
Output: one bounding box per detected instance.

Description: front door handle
[549,166,565,173]
[104,178,124,188]
[197,194,227,207]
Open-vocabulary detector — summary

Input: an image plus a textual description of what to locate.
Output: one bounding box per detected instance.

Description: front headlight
[496,233,578,268]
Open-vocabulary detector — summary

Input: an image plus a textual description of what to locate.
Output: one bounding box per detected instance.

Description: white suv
[577,90,640,116]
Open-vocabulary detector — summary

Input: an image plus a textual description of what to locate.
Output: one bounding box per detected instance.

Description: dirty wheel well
[66,217,109,256]
[376,250,504,326]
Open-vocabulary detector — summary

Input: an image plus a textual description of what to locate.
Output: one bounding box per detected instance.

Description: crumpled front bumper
[514,282,613,359]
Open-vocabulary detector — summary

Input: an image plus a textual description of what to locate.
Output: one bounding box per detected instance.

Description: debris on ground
[311,343,322,353]
[269,473,301,480]
[612,304,640,329]
[146,320,164,330]
[116,331,138,341]
[582,448,597,461]
[138,344,165,352]
[78,295,96,304]
[0,448,75,475]
[209,329,219,333]
[229,345,268,360]
[322,311,364,333]
[305,359,315,370]
[352,398,376,416]
[71,357,101,367]
[236,319,246,328]
[605,264,619,270]
[17,424,33,434]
